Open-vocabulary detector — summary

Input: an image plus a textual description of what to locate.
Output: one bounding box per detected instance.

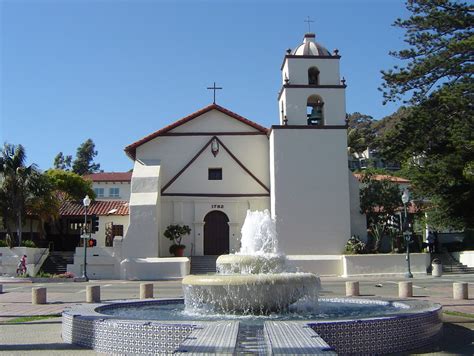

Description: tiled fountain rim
[63,296,441,321]
[62,297,442,354]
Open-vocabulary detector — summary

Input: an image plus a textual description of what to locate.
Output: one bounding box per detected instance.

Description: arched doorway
[204,211,229,255]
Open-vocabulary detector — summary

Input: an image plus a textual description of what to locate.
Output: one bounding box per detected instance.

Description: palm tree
[28,173,60,240]
[0,143,39,245]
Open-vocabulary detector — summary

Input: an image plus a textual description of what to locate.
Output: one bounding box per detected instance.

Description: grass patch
[4,314,61,323]
[444,310,474,319]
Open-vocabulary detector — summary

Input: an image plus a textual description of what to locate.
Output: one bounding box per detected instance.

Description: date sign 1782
[211,204,224,209]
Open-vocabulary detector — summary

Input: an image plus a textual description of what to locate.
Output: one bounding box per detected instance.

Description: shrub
[0,239,8,247]
[36,271,53,278]
[164,224,191,249]
[56,272,75,279]
[20,240,36,248]
[344,235,367,255]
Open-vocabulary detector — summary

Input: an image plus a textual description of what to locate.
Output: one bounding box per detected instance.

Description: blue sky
[1,0,409,172]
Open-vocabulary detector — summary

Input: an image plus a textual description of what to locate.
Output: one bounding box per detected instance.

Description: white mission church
[104,32,367,280]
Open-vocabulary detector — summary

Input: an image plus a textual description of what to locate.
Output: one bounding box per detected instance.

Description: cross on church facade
[304,16,314,32]
[207,82,223,104]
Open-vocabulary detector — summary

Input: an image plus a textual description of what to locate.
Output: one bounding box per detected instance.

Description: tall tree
[379,0,473,229]
[381,83,474,228]
[46,169,95,203]
[359,171,403,251]
[380,0,473,104]
[346,112,376,154]
[72,139,101,175]
[53,152,72,170]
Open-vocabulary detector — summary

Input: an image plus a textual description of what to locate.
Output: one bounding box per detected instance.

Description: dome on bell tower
[292,33,331,56]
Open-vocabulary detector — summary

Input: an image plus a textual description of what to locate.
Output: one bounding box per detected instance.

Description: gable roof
[59,200,129,216]
[124,103,268,159]
[84,172,132,182]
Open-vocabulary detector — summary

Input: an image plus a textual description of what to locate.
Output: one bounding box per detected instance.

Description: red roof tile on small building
[59,200,129,216]
[353,173,410,184]
[124,103,269,159]
[84,172,132,182]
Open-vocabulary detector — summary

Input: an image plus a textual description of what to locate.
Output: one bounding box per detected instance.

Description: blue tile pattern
[62,298,442,355]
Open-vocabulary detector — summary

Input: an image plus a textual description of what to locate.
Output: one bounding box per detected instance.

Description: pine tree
[72,139,101,175]
[53,152,72,170]
[380,0,473,104]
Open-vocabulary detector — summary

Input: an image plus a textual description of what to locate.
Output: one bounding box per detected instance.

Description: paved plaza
[0,275,473,354]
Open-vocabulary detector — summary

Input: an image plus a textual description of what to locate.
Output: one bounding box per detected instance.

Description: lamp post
[82,195,91,281]
[401,189,413,278]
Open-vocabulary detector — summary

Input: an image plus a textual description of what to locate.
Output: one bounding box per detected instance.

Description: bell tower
[270,33,352,255]
[278,33,346,126]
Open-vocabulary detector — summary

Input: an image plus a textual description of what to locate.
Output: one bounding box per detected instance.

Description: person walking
[427,231,435,254]
[16,254,27,275]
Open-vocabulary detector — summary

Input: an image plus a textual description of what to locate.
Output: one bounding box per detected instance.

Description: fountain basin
[62,297,442,354]
[216,254,288,274]
[182,272,319,314]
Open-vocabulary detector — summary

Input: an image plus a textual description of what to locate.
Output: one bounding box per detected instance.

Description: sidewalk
[0,275,473,354]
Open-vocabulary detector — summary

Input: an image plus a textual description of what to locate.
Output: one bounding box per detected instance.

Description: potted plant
[164,224,191,257]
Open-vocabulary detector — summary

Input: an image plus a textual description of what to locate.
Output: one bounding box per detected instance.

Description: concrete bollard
[140,283,154,299]
[86,285,101,303]
[453,282,469,300]
[32,287,47,304]
[398,281,413,298]
[345,281,360,296]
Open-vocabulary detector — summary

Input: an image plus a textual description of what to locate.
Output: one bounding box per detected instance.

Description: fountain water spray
[183,209,320,314]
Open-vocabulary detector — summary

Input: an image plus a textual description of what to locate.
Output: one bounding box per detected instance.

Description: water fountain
[182,210,320,314]
[62,210,442,354]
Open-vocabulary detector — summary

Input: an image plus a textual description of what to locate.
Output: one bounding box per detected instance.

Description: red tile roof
[59,200,129,216]
[124,103,268,159]
[353,173,410,184]
[84,172,132,182]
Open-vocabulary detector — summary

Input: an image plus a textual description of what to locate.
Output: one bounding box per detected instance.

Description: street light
[401,189,413,278]
[82,195,91,281]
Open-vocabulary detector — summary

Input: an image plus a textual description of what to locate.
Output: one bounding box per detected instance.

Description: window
[112,224,124,237]
[208,168,222,180]
[109,187,120,198]
[94,188,104,198]
[308,66,319,85]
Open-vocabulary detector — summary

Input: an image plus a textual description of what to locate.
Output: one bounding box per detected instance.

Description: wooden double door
[203,211,229,255]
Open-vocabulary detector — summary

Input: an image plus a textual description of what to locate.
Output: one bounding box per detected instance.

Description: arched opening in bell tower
[307,95,324,126]
[308,67,320,85]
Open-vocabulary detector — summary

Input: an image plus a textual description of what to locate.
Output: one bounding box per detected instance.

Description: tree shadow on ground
[395,320,474,355]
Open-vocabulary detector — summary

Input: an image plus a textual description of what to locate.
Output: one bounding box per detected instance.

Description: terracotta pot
[174,246,185,257]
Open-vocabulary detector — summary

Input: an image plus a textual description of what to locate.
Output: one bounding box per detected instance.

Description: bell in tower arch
[307,95,324,126]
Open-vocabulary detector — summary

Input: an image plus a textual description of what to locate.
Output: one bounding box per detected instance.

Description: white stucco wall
[170,110,258,133]
[280,88,346,126]
[121,160,161,259]
[342,253,430,277]
[92,181,131,201]
[452,251,474,267]
[92,215,129,247]
[164,143,268,195]
[270,128,351,255]
[159,197,270,257]
[0,247,48,276]
[282,58,341,85]
[136,120,269,188]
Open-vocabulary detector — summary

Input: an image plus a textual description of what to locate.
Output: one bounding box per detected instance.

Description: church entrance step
[190,255,218,274]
